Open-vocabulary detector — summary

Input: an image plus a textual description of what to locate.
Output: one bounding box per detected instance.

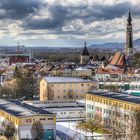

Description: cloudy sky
[0,0,140,47]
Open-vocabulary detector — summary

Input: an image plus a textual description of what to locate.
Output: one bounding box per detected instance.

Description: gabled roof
[100,56,106,61]
[96,67,125,75]
[92,54,100,61]
[110,52,126,66]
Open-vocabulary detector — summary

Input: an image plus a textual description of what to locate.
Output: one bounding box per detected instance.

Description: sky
[0,0,140,47]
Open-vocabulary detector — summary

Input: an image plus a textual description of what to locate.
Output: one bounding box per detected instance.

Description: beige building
[40,77,97,101]
[73,67,92,77]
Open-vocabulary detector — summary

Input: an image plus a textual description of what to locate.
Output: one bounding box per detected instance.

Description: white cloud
[0,0,139,46]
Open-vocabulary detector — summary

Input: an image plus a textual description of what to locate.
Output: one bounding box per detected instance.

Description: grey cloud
[0,0,45,19]
[23,2,133,30]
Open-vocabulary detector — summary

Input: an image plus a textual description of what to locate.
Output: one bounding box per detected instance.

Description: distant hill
[0,39,139,54]
[89,42,124,49]
[89,39,140,51]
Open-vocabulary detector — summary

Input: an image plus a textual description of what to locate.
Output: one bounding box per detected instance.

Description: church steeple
[80,42,90,64]
[127,8,132,23]
[82,42,89,56]
[125,9,134,65]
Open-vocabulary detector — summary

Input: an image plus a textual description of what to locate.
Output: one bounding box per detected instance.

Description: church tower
[80,42,90,64]
[125,9,134,65]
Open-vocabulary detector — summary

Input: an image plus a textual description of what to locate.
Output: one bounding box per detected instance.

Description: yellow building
[0,99,56,140]
[40,77,97,101]
[86,91,140,136]
[0,136,7,140]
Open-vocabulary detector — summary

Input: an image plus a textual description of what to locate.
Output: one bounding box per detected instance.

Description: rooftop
[0,99,54,117]
[44,77,93,83]
[87,91,140,105]
[43,106,85,112]
[82,42,89,56]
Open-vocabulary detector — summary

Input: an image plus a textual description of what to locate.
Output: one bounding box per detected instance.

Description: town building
[40,77,97,101]
[0,99,56,140]
[86,91,140,138]
[80,42,90,65]
[125,9,134,65]
[23,100,86,122]
[72,67,92,78]
[0,44,32,65]
[99,80,140,92]
[110,52,126,66]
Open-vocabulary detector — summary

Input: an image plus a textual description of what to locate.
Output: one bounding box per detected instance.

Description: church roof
[127,9,132,23]
[82,42,89,56]
[110,52,126,66]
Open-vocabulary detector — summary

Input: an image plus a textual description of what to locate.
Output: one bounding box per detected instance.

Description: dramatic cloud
[24,1,132,30]
[0,0,45,19]
[0,0,139,46]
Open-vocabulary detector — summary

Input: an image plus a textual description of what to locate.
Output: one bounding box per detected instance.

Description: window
[109,101,111,106]
[106,100,108,105]
[81,84,84,86]
[41,118,46,120]
[47,129,54,131]
[100,99,102,103]
[48,118,53,120]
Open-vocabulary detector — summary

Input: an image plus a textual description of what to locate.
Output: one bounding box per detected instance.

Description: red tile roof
[110,52,126,66]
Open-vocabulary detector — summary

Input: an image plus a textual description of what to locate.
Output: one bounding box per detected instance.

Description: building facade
[40,77,97,101]
[24,100,86,122]
[86,91,140,138]
[0,100,56,140]
[125,10,134,65]
[80,42,90,65]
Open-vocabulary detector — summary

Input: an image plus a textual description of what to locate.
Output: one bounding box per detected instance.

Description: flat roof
[43,106,85,112]
[87,91,140,105]
[44,77,93,83]
[0,99,54,117]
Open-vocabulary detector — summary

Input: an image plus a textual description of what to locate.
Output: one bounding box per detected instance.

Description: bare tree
[76,116,108,139]
[2,121,16,140]
[31,121,44,140]
[107,104,126,140]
